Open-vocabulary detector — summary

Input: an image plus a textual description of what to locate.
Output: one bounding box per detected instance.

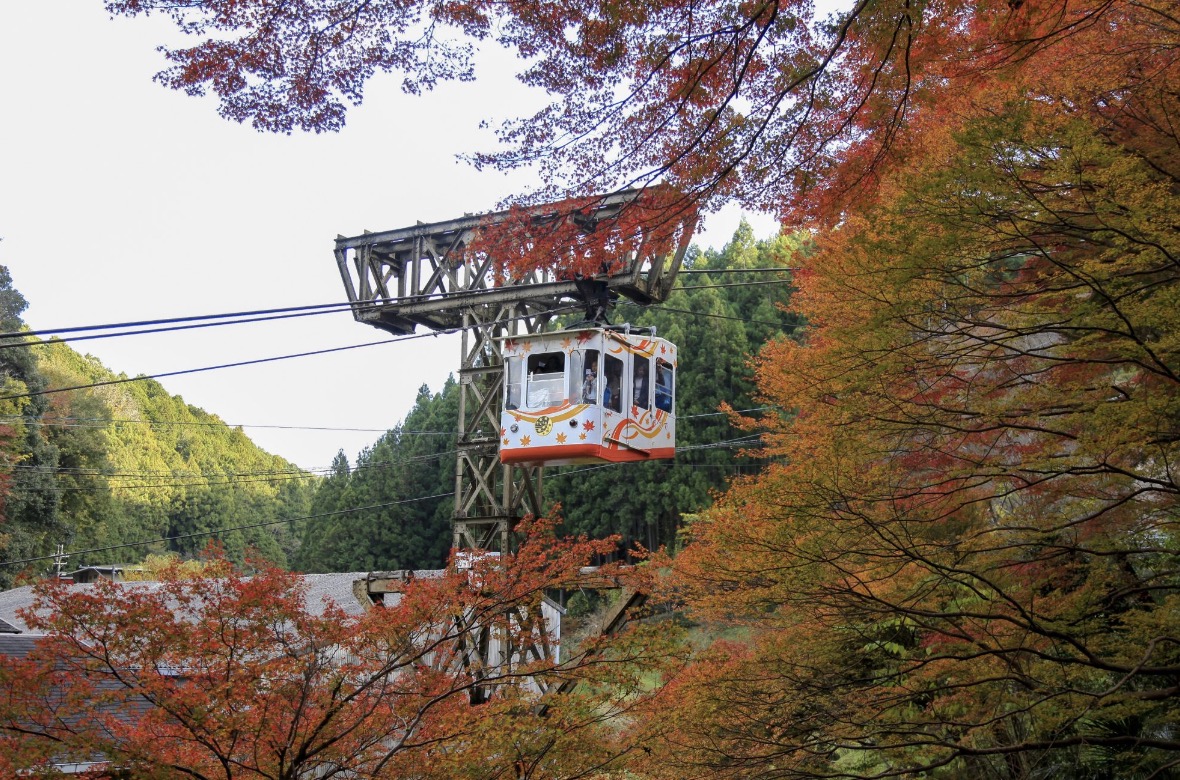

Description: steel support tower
[334,190,693,555]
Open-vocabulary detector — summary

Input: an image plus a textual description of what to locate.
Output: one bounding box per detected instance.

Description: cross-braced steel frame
[334,189,693,555]
[451,302,552,554]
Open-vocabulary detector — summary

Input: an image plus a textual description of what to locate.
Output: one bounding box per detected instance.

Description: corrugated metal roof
[0,584,37,633]
[0,632,45,657]
[0,570,448,633]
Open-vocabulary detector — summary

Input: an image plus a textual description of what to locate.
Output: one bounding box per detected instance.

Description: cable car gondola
[500,326,676,466]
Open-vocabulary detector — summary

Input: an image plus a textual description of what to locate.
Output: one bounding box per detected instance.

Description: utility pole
[52,543,69,579]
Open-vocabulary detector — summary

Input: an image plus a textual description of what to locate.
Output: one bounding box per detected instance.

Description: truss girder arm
[336,192,691,708]
[334,189,694,336]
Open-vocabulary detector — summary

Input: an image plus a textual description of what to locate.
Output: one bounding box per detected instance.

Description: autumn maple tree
[0,521,680,779]
[464,185,699,281]
[93,0,1178,777]
[103,0,1143,224]
[625,11,1180,780]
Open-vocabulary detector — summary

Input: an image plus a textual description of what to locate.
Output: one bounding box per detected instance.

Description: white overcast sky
[0,0,777,470]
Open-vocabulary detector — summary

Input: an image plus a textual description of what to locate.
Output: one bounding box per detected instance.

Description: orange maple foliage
[104,0,1157,227]
[628,6,1180,777]
[0,519,680,778]
[97,1,1180,777]
[465,185,696,280]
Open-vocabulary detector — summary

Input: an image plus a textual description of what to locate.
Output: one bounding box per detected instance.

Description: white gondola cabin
[500,327,677,466]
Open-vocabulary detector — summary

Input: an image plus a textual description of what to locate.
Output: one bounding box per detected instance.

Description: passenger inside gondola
[633,358,650,409]
[581,352,598,403]
[603,356,623,413]
[655,360,673,412]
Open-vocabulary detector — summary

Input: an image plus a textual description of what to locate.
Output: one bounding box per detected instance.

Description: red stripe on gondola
[500,444,675,465]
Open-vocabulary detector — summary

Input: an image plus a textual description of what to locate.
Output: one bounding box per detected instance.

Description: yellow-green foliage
[120,552,223,581]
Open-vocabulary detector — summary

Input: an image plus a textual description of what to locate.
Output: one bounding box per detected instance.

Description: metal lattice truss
[451,601,565,704]
[333,189,690,336]
[451,302,549,554]
[334,189,695,554]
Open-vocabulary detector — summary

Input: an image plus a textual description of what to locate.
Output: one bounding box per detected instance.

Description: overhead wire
[0,266,795,339]
[41,472,324,494]
[0,305,361,351]
[0,271,797,353]
[0,303,588,404]
[12,448,461,492]
[0,415,444,435]
[0,278,797,406]
[0,336,415,402]
[24,433,762,487]
[0,400,780,567]
[629,302,793,330]
[677,266,798,275]
[4,414,775,501]
[6,407,776,479]
[0,300,359,343]
[1,430,774,569]
[2,406,775,439]
[675,279,794,291]
[1,282,595,349]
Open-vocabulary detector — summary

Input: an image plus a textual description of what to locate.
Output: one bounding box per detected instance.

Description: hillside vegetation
[0,272,313,586]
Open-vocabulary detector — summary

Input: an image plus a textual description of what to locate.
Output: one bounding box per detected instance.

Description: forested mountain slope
[294,379,458,573]
[0,274,314,587]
